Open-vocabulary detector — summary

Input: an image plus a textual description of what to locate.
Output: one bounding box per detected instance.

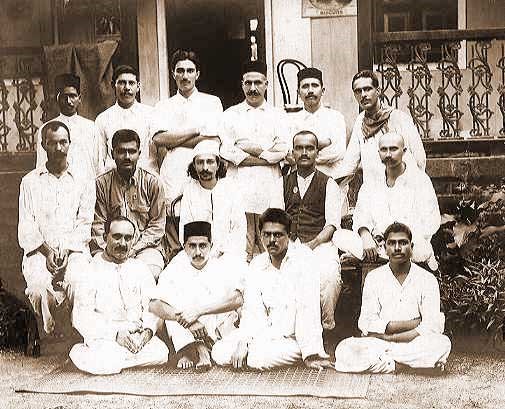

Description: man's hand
[360,232,379,262]
[134,328,153,351]
[188,321,208,340]
[368,332,390,341]
[231,340,249,370]
[176,308,202,328]
[236,141,263,157]
[305,239,320,251]
[116,329,141,354]
[303,355,333,371]
[45,249,60,274]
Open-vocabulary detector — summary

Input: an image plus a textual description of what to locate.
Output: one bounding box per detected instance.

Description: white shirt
[73,254,159,343]
[240,242,326,359]
[36,113,97,181]
[18,166,95,255]
[335,109,426,186]
[359,262,445,337]
[289,106,347,178]
[353,163,440,242]
[220,101,289,214]
[151,89,223,201]
[270,171,341,230]
[94,101,156,175]
[179,178,246,257]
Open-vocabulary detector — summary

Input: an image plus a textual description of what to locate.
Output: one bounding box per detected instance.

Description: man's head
[55,74,81,116]
[111,129,141,178]
[112,65,140,109]
[351,70,380,112]
[171,49,200,97]
[104,216,136,264]
[292,130,318,172]
[41,121,71,164]
[187,140,226,182]
[183,221,212,270]
[378,132,406,169]
[384,222,413,264]
[241,60,268,108]
[259,208,291,259]
[297,68,324,111]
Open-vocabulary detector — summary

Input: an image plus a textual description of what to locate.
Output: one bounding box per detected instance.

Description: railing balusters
[498,43,505,137]
[13,77,38,152]
[377,44,403,108]
[0,79,11,153]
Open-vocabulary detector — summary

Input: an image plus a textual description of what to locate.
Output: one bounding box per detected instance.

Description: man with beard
[270,130,342,336]
[220,61,289,262]
[149,221,244,371]
[334,223,451,374]
[179,140,246,259]
[91,129,166,280]
[70,216,169,375]
[212,208,331,371]
[95,65,157,174]
[18,121,95,334]
[335,70,426,187]
[333,132,440,267]
[36,74,97,180]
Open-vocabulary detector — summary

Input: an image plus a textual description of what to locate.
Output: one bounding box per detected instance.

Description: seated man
[334,132,440,268]
[212,208,331,371]
[149,221,244,370]
[18,120,94,334]
[270,130,342,332]
[91,129,166,279]
[334,222,451,374]
[70,216,169,375]
[179,140,246,259]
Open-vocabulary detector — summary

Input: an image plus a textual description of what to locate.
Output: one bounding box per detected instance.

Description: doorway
[165,0,265,109]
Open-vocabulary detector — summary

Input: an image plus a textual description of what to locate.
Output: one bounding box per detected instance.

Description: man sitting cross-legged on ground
[270,130,342,334]
[334,222,451,374]
[70,216,169,375]
[149,221,245,371]
[212,208,331,371]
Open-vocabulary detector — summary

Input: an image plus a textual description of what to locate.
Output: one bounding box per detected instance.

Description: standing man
[334,222,451,374]
[270,130,342,334]
[19,121,95,334]
[36,74,97,180]
[150,221,244,371]
[335,70,426,186]
[91,129,166,280]
[212,208,331,371]
[179,140,246,259]
[70,216,169,375]
[95,65,156,174]
[220,61,289,262]
[151,50,223,258]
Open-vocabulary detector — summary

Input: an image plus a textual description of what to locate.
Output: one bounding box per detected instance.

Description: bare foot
[195,343,212,372]
[177,355,194,369]
[177,343,199,370]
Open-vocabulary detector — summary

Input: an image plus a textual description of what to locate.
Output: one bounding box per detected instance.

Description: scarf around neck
[362,104,394,140]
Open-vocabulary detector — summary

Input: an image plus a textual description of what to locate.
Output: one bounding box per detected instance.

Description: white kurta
[70,254,168,375]
[153,252,244,352]
[334,263,451,373]
[335,109,426,186]
[94,101,157,175]
[220,100,289,214]
[212,243,327,370]
[151,89,223,202]
[179,178,246,258]
[36,113,97,181]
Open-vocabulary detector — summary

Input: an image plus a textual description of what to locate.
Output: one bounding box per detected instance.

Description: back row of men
[18,50,450,374]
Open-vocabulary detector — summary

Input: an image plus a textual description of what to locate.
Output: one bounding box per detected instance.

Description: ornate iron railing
[374,29,505,142]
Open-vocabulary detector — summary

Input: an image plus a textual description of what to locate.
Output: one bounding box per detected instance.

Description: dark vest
[283,170,328,243]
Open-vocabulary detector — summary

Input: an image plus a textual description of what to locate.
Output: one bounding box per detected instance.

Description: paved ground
[2,344,504,409]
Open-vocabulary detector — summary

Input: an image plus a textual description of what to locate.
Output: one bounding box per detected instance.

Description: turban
[192,139,220,161]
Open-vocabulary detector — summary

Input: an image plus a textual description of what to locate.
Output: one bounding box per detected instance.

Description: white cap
[192,139,220,161]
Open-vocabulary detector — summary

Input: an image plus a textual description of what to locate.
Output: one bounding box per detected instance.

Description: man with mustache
[95,65,157,175]
[334,222,451,374]
[335,70,426,187]
[19,121,95,335]
[151,50,223,260]
[70,215,169,375]
[270,130,342,338]
[220,61,289,262]
[179,140,246,259]
[35,74,97,181]
[334,131,439,267]
[212,208,331,371]
[149,221,244,371]
[91,129,166,280]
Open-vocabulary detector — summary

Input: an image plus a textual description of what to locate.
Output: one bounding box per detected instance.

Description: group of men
[18,48,451,375]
